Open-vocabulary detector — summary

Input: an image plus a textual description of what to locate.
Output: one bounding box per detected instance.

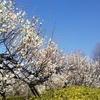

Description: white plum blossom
[0,68,16,98]
[46,51,100,89]
[0,0,68,97]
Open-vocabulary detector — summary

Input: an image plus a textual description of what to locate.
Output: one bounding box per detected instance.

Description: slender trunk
[29,84,40,98]
[1,92,6,100]
[2,96,5,100]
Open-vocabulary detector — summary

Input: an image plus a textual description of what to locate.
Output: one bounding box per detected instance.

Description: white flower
[0,9,2,13]
[3,77,7,81]
[29,75,34,79]
[10,74,15,78]
[6,80,11,84]
[2,0,6,5]
[22,11,26,16]
[6,75,9,78]
[0,76,2,81]
[16,8,18,10]
[17,10,22,16]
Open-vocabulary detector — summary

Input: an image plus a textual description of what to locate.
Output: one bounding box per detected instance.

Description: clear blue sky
[15,0,100,57]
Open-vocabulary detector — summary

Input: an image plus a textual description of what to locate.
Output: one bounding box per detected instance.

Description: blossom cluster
[0,0,67,97]
[46,51,100,89]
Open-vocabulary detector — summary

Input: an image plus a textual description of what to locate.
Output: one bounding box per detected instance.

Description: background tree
[45,50,100,89]
[65,51,100,87]
[92,42,100,79]
[92,42,100,65]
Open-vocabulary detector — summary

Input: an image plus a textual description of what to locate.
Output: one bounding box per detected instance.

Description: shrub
[6,95,27,100]
[30,86,100,100]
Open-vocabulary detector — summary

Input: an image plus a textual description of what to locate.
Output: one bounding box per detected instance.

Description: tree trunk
[29,84,40,98]
[1,92,6,100]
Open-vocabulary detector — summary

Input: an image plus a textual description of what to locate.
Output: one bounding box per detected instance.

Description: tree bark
[1,92,6,100]
[28,84,40,98]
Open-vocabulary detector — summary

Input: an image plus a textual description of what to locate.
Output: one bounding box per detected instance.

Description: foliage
[0,95,28,100]
[6,95,27,100]
[29,86,100,100]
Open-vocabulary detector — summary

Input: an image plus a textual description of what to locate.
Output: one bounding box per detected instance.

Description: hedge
[30,86,100,100]
[0,95,28,100]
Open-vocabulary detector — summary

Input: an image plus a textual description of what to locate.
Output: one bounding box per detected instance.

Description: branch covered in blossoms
[0,0,67,98]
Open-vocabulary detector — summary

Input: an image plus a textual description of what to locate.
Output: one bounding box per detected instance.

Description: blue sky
[16,0,100,57]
